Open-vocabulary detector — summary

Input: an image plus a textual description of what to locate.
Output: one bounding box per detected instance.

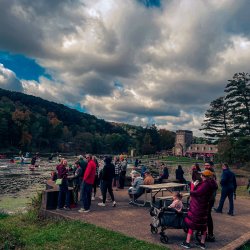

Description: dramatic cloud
[0,64,23,92]
[0,0,250,135]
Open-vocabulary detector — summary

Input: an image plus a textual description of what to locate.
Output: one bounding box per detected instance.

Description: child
[168,192,183,213]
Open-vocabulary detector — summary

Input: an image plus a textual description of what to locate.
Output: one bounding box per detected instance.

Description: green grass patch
[238,241,250,250]
[0,212,167,250]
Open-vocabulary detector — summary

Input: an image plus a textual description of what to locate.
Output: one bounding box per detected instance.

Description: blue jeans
[217,187,234,214]
[81,182,92,210]
[58,181,70,208]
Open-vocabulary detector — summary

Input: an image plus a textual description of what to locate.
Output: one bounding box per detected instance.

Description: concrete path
[41,188,250,250]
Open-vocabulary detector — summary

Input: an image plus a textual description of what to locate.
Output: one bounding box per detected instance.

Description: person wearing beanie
[181,169,218,249]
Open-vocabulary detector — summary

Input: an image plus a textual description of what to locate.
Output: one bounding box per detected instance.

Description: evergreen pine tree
[200,97,231,139]
[225,72,250,136]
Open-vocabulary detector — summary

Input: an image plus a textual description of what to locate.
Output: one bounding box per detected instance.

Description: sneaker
[78,208,86,213]
[180,241,191,249]
[227,212,234,216]
[213,208,222,213]
[83,209,90,213]
[63,206,71,211]
[195,242,206,249]
[56,207,63,211]
[91,196,95,201]
[98,202,106,207]
[206,235,215,242]
[112,201,116,207]
[129,200,134,204]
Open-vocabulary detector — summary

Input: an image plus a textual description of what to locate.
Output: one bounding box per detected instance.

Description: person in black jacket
[214,163,237,216]
[98,156,116,207]
[176,165,186,183]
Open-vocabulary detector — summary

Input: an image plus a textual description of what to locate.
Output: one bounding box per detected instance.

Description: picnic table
[132,182,188,207]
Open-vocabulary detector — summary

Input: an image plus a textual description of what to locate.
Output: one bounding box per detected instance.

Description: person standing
[71,162,83,205]
[77,155,87,177]
[78,154,96,213]
[30,155,37,170]
[98,156,116,207]
[56,159,70,210]
[176,165,186,183]
[113,157,121,190]
[92,156,99,200]
[181,170,218,249]
[214,163,237,216]
[119,158,127,189]
[203,162,217,242]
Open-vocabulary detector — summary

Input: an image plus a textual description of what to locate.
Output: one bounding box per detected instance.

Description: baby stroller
[150,202,188,244]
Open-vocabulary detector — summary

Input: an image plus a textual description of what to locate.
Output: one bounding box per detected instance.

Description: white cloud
[0,64,23,92]
[1,0,250,135]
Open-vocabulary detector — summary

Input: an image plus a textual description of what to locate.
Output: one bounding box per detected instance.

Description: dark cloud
[114,102,179,116]
[155,80,225,106]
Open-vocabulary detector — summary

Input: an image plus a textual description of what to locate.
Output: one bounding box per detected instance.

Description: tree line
[201,72,250,163]
[0,88,175,155]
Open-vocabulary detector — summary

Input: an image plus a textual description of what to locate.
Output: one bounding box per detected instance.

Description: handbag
[55,178,62,185]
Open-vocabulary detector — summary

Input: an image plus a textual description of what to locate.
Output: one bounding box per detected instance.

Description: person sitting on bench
[128,171,154,203]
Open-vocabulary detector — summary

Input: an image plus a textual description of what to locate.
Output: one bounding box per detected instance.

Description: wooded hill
[0,88,175,154]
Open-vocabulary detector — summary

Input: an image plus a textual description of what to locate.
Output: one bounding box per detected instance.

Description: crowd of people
[54,154,128,212]
[53,156,238,249]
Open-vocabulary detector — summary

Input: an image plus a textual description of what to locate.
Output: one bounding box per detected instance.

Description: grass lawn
[238,241,250,250]
[0,212,167,250]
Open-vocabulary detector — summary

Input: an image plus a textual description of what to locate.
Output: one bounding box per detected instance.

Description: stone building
[173,130,193,156]
[173,130,218,159]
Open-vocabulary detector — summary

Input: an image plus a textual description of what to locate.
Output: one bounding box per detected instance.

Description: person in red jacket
[78,154,96,213]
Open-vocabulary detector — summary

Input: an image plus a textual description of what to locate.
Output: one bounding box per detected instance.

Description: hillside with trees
[0,88,175,154]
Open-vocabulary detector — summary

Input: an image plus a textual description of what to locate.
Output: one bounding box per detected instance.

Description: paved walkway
[41,188,250,250]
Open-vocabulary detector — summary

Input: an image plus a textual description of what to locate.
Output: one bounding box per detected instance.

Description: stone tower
[174,130,193,156]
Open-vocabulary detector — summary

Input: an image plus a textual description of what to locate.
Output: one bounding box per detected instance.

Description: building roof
[176,130,192,133]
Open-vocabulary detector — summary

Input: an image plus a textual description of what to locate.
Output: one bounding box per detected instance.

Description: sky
[0,0,250,136]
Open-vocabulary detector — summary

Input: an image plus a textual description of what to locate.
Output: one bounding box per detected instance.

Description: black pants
[207,199,215,236]
[119,171,126,188]
[93,175,99,196]
[101,180,115,203]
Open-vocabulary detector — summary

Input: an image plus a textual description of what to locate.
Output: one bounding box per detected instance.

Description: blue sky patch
[138,0,161,8]
[0,51,51,81]
[67,102,86,113]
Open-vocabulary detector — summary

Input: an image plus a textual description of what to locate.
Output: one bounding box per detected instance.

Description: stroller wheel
[149,207,156,216]
[150,224,158,234]
[160,234,169,244]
